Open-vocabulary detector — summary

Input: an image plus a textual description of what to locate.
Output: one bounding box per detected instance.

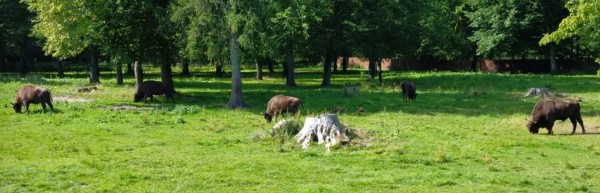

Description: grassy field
[1,67,600,192]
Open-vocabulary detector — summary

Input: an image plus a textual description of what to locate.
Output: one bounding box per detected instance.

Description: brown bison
[526,98,585,135]
[400,81,417,101]
[134,81,175,103]
[12,85,54,113]
[262,95,303,123]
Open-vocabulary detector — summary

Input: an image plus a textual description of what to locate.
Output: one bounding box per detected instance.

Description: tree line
[1,0,599,108]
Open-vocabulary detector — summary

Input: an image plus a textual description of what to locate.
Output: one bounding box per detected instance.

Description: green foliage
[270,119,301,138]
[23,0,97,58]
[0,0,33,55]
[171,104,203,115]
[2,68,600,192]
[466,0,568,58]
[416,0,473,60]
[24,0,175,64]
[540,0,600,62]
[345,0,423,59]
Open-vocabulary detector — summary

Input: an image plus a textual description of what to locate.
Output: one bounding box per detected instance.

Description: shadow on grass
[4,70,599,118]
[554,133,600,136]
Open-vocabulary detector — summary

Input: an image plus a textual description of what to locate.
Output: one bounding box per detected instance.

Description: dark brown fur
[401,81,417,101]
[262,95,303,123]
[12,85,53,113]
[134,81,175,103]
[526,98,585,135]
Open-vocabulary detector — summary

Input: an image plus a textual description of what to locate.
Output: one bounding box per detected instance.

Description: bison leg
[546,121,554,135]
[47,101,54,111]
[24,102,30,114]
[575,115,585,134]
[144,95,152,103]
[41,103,47,111]
[569,117,578,134]
[274,110,283,123]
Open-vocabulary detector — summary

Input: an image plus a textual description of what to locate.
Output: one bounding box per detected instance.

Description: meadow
[1,66,600,192]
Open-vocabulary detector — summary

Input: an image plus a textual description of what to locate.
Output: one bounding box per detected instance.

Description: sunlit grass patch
[1,69,600,192]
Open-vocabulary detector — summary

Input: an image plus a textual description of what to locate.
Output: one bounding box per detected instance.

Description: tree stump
[525,88,554,97]
[295,114,349,152]
[343,86,360,97]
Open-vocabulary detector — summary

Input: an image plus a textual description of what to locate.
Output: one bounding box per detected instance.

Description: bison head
[526,119,540,134]
[11,102,22,113]
[133,92,144,102]
[262,112,273,123]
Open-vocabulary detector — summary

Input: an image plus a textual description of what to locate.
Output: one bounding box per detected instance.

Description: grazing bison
[526,98,585,135]
[400,81,417,101]
[12,85,54,113]
[134,81,175,103]
[262,95,303,123]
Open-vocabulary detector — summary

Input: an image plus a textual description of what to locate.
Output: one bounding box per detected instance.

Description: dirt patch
[54,96,94,103]
[103,105,159,111]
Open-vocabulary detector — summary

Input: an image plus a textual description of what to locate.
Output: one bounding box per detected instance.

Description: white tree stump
[343,86,360,96]
[295,114,349,152]
[525,88,554,97]
[296,117,319,150]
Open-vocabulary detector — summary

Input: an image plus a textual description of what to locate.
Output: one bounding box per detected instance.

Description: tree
[540,0,600,63]
[416,0,473,62]
[269,0,323,87]
[173,0,270,108]
[24,0,101,83]
[25,0,177,85]
[0,0,35,74]
[466,0,568,73]
[318,0,350,86]
[103,0,176,90]
[347,0,422,82]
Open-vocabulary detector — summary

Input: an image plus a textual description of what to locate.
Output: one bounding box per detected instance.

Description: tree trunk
[550,44,557,74]
[267,57,275,74]
[215,59,224,77]
[285,41,297,87]
[332,55,338,73]
[56,61,65,78]
[282,60,288,77]
[181,60,190,76]
[0,37,5,70]
[17,41,28,76]
[377,59,383,83]
[342,50,349,73]
[255,57,263,80]
[134,61,144,90]
[321,38,333,87]
[116,63,123,85]
[126,62,134,75]
[161,59,175,94]
[226,31,247,108]
[88,46,100,84]
[470,45,478,72]
[368,55,377,81]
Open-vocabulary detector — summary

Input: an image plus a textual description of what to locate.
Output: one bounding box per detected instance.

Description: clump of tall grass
[171,104,203,115]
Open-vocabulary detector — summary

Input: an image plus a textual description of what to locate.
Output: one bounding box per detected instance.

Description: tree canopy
[4,0,597,86]
[540,0,600,62]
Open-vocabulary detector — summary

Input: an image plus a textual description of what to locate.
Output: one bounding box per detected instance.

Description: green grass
[1,67,600,192]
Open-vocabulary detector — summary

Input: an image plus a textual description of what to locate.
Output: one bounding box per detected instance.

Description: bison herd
[9,80,589,135]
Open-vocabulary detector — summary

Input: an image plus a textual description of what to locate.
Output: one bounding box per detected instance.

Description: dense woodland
[1,0,600,108]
